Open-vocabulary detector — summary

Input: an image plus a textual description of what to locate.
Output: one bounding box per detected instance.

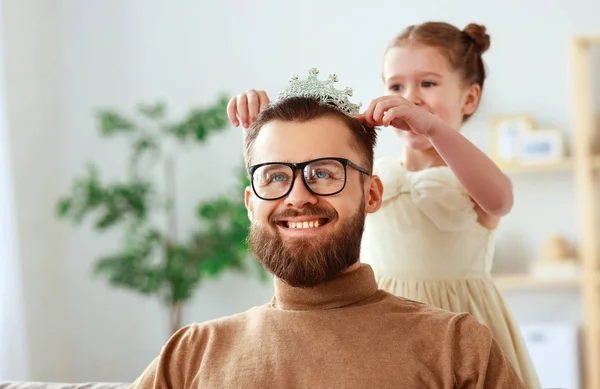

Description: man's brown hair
[244,97,378,172]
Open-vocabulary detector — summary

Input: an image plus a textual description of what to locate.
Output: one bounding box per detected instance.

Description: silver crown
[276,68,361,117]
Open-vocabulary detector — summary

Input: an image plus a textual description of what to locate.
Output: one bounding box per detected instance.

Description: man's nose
[284,172,318,208]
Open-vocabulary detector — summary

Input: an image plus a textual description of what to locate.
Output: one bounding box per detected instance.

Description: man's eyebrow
[255,159,294,164]
[257,158,319,165]
[260,164,287,171]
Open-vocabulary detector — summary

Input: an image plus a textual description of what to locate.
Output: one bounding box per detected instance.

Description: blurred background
[1,0,599,388]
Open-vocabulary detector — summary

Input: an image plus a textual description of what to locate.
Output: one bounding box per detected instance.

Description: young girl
[227,22,540,388]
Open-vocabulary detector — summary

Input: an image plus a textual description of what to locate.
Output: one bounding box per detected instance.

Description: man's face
[245,116,383,287]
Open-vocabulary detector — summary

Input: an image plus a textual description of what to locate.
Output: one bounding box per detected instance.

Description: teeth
[287,220,321,229]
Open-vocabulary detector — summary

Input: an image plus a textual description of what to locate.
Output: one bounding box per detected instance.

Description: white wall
[0,0,29,379]
[2,0,599,383]
[2,0,69,380]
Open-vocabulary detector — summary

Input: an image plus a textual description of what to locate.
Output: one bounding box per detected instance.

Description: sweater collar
[271,264,379,311]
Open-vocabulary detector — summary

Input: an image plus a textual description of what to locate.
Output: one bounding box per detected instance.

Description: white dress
[361,157,541,389]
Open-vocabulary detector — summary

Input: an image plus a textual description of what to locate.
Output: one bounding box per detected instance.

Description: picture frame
[517,127,566,165]
[489,115,536,164]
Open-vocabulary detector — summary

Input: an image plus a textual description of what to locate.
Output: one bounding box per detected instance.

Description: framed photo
[517,127,565,165]
[489,115,535,164]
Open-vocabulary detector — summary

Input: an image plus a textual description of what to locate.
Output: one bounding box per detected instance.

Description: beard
[248,196,366,288]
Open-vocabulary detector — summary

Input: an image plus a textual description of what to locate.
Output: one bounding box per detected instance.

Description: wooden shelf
[496,158,574,174]
[495,157,600,173]
[493,274,581,290]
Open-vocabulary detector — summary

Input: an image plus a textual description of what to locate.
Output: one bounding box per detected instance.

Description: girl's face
[382,43,480,150]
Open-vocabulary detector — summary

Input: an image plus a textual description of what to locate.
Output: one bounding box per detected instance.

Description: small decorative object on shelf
[532,234,580,280]
[517,127,566,165]
[489,114,535,165]
[489,114,569,170]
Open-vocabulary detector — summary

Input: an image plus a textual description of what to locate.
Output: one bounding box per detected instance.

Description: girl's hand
[227,89,270,128]
[357,95,439,136]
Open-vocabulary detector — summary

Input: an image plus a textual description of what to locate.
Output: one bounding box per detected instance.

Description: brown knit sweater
[130,264,526,388]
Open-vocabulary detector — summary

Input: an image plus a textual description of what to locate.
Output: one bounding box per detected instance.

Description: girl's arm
[427,120,513,217]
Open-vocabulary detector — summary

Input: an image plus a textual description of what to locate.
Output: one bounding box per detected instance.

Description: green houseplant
[56,97,267,336]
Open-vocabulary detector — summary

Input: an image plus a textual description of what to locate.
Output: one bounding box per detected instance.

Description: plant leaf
[138,102,167,120]
[97,111,134,135]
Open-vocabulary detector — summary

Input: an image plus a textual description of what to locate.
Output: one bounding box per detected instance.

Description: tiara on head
[275,68,362,117]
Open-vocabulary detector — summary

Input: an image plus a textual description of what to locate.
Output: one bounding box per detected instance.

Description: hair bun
[463,23,490,54]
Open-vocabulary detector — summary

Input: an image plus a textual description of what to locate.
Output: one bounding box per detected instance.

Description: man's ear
[365,175,383,214]
[245,186,254,221]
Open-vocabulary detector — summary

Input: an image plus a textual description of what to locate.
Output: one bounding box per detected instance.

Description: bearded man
[130,70,525,389]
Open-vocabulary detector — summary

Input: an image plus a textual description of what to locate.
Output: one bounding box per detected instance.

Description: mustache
[269,206,338,223]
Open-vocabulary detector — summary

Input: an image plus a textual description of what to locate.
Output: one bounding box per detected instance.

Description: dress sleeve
[373,157,406,202]
[409,168,478,231]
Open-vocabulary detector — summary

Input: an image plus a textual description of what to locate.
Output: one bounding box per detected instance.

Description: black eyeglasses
[248,157,371,201]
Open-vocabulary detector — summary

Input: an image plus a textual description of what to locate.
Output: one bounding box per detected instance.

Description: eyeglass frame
[247,157,372,201]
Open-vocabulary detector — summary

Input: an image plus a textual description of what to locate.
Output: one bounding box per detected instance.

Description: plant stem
[169,301,183,336]
[165,154,178,240]
[165,153,182,337]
